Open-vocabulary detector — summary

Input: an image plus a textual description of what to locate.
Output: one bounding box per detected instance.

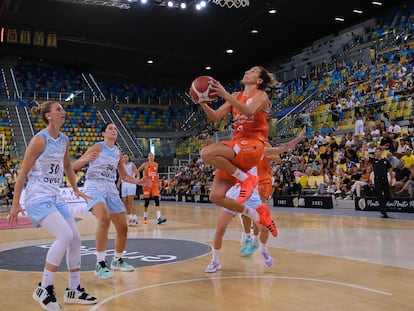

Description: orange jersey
[232,90,270,141]
[144,162,159,184]
[142,161,160,198]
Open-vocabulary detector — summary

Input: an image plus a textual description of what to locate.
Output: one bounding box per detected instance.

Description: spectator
[392,159,411,195]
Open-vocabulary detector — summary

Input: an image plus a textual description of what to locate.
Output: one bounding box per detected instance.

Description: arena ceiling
[0,0,408,87]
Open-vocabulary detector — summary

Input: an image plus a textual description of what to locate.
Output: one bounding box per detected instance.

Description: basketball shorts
[215,137,264,182]
[25,196,71,228]
[142,185,160,198]
[258,179,273,201]
[121,182,137,197]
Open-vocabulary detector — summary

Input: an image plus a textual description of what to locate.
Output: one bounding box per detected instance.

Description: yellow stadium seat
[297,175,308,188]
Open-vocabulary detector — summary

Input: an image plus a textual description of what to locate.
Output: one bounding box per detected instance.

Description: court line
[88,275,392,310]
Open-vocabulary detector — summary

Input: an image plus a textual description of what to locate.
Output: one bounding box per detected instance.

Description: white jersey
[122,162,136,186]
[85,141,120,182]
[25,129,69,202]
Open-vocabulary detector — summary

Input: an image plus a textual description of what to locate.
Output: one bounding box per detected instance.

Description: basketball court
[1,201,414,310]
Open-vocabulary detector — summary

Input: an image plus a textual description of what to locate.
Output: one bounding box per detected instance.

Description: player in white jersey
[73,123,151,279]
[117,154,139,226]
[8,101,98,311]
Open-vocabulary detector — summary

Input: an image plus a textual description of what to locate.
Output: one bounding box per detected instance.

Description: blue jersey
[85,141,120,182]
[25,129,69,202]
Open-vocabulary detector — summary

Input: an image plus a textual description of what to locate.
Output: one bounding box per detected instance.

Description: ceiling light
[205,66,211,70]
[167,0,174,7]
[180,2,186,8]
[335,17,345,22]
[226,49,233,54]
[147,60,154,64]
[268,9,277,14]
[372,1,382,6]
[353,9,363,14]
[251,29,259,34]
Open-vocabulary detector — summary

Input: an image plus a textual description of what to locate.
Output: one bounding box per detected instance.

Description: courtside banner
[355,197,414,213]
[272,195,296,207]
[19,187,86,207]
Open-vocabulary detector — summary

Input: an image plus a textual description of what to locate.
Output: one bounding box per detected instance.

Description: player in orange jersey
[199,66,277,236]
[205,128,306,272]
[137,152,167,224]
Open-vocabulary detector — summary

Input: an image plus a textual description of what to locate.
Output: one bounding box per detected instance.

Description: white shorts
[121,182,137,197]
[224,184,262,216]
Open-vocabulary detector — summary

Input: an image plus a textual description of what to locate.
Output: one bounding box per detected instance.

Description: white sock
[243,206,259,222]
[144,212,148,219]
[114,252,123,261]
[212,249,220,262]
[96,251,106,263]
[259,242,267,253]
[157,210,161,219]
[41,268,55,288]
[68,271,80,290]
[232,168,248,182]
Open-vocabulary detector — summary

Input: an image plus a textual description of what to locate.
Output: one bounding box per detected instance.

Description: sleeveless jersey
[232,89,271,141]
[85,141,120,182]
[122,162,136,186]
[144,162,159,184]
[25,129,69,201]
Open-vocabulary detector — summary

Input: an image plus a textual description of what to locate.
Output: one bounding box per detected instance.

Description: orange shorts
[214,137,264,182]
[142,185,160,198]
[258,179,273,200]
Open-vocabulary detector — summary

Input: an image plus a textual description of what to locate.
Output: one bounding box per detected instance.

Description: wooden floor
[1,201,414,311]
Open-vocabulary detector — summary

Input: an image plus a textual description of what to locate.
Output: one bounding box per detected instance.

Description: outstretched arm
[264,126,306,157]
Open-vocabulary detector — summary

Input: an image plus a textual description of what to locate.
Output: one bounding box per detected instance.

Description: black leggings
[144,196,160,207]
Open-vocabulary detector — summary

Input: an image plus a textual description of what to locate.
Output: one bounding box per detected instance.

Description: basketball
[189,75,217,103]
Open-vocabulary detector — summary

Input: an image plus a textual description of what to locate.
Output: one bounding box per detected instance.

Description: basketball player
[137,152,167,224]
[199,66,277,236]
[73,123,151,279]
[240,128,306,257]
[205,128,306,272]
[8,101,98,310]
[117,154,139,226]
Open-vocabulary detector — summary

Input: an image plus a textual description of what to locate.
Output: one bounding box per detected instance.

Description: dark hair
[100,122,113,133]
[257,66,277,90]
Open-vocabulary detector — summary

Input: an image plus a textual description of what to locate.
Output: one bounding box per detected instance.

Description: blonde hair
[30,101,59,124]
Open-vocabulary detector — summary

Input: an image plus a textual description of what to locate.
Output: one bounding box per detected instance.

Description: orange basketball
[189,75,217,103]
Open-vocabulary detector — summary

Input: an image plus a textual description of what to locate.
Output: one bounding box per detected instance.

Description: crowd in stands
[1,3,414,206]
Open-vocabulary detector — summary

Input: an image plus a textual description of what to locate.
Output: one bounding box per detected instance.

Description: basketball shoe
[95,261,112,279]
[143,217,148,224]
[205,261,222,273]
[255,203,278,237]
[33,283,61,311]
[237,173,259,204]
[111,258,134,271]
[157,217,167,224]
[64,285,98,305]
[261,250,274,267]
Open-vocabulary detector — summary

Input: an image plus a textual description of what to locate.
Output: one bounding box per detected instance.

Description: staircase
[82,73,106,102]
[7,103,35,157]
[97,106,143,159]
[1,67,20,99]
